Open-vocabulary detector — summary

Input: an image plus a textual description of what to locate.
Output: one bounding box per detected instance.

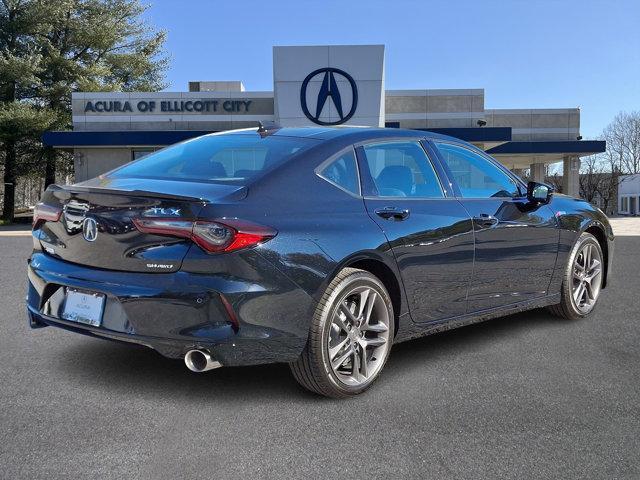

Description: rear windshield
[108,134,317,183]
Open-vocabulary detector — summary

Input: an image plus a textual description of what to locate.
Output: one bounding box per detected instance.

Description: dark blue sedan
[27,126,614,398]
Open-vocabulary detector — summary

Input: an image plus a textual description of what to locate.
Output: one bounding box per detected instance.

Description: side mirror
[527,181,553,204]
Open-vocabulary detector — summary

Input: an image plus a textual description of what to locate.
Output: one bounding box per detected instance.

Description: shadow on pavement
[55,307,562,401]
[390,307,560,361]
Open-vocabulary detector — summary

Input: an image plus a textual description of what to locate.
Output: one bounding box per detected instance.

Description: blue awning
[384,124,512,143]
[419,127,512,143]
[487,140,606,155]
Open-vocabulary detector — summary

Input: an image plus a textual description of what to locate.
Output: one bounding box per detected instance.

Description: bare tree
[565,111,639,214]
[545,165,563,193]
[580,154,604,203]
[603,111,640,175]
[579,153,619,214]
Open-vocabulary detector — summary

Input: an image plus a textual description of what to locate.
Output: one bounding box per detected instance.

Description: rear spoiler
[47,182,247,204]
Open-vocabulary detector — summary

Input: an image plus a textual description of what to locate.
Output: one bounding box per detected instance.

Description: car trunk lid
[35,179,246,273]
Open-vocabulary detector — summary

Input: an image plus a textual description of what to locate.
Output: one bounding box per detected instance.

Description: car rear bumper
[26,252,315,366]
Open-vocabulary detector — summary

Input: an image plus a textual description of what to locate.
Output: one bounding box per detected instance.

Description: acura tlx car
[27,126,614,398]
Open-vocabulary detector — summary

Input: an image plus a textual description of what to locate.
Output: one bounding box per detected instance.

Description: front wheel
[548,232,604,320]
[290,268,394,398]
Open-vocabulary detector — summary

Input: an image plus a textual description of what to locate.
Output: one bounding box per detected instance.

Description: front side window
[318,150,359,195]
[435,142,519,198]
[110,134,316,184]
[361,141,443,198]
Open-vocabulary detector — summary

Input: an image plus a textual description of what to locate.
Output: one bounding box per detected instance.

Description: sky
[144,0,640,139]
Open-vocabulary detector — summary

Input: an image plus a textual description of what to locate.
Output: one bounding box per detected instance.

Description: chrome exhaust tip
[184,349,222,373]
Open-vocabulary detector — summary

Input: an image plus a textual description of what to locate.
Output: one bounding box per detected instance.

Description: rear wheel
[548,232,604,320]
[290,268,394,398]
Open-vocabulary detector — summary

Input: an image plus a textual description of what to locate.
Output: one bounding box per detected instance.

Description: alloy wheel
[572,242,603,314]
[327,285,391,387]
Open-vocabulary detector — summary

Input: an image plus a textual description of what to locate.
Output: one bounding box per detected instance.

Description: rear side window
[361,141,443,198]
[109,134,316,184]
[318,150,359,195]
[435,142,519,198]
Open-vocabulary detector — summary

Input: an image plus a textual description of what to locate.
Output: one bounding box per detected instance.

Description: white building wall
[74,148,132,181]
[618,174,640,214]
[485,108,580,141]
[385,89,484,129]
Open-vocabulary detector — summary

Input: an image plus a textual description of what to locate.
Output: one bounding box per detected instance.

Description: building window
[132,149,157,161]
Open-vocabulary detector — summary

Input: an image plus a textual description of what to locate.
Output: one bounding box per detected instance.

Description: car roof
[223,126,460,143]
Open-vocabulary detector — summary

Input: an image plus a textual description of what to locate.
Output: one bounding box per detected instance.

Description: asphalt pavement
[1,232,638,479]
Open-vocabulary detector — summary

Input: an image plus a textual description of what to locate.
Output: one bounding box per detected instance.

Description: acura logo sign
[300,67,358,126]
[82,217,98,242]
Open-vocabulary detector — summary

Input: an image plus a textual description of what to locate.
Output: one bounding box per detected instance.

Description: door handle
[375,207,410,221]
[473,213,499,227]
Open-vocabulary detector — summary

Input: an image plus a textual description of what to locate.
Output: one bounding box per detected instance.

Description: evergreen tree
[0,0,167,222]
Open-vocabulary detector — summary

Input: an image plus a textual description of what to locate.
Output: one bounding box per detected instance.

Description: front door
[431,141,559,312]
[357,140,475,322]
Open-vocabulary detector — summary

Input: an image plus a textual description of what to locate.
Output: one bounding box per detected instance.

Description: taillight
[132,217,276,253]
[32,202,62,228]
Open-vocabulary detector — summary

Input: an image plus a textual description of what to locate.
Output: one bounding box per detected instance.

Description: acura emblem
[300,67,358,126]
[82,217,98,242]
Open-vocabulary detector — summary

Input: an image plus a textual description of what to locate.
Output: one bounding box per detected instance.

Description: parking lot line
[0,231,32,237]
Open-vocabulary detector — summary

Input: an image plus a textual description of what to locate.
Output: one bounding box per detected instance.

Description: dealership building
[43,45,605,196]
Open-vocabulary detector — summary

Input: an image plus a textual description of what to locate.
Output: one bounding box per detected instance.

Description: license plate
[61,289,105,327]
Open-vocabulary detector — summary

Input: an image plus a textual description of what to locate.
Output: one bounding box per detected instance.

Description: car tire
[548,232,604,320]
[290,268,394,398]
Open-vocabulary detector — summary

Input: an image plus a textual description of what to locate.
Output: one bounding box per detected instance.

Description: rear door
[431,141,559,312]
[357,139,475,322]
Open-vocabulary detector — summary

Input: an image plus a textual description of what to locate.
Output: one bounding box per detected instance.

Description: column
[530,163,545,183]
[563,156,581,197]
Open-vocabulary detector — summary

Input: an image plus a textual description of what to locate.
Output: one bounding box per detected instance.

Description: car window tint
[435,142,519,198]
[319,150,359,195]
[362,142,443,198]
[109,134,316,184]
